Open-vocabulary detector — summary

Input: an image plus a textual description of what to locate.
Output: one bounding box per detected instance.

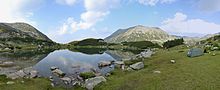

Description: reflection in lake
[34,49,115,77]
[0,48,142,86]
[0,49,53,75]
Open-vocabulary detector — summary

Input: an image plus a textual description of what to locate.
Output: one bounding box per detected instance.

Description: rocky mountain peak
[104,25,176,44]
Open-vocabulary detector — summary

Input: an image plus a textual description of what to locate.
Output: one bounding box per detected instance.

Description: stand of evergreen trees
[163,38,184,48]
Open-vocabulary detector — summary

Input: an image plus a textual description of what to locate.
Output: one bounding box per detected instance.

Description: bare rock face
[104,25,175,44]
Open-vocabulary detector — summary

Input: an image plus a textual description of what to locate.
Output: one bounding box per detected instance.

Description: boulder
[61,77,72,84]
[30,70,38,78]
[6,81,15,85]
[50,66,58,71]
[52,69,65,77]
[129,62,144,70]
[84,76,106,90]
[153,70,161,74]
[98,61,112,67]
[170,60,176,64]
[49,76,54,81]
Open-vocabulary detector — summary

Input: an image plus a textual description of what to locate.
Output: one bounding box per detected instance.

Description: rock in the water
[52,69,65,77]
[129,62,144,70]
[50,66,58,71]
[85,76,106,90]
[6,81,15,85]
[98,61,112,67]
[61,77,72,85]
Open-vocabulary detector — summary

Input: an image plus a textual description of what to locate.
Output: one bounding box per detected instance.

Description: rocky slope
[104,25,176,44]
[0,22,51,41]
[0,22,54,50]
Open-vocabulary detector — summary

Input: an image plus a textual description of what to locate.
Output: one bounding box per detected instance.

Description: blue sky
[0,0,220,43]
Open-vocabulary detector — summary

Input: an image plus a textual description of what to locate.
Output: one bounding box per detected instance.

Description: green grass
[0,75,84,90]
[95,47,220,90]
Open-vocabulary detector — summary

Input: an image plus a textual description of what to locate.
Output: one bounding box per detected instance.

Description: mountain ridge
[104,25,176,44]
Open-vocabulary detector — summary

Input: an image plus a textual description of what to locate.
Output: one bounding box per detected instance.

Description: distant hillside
[200,34,220,45]
[104,25,176,44]
[0,22,51,41]
[0,22,54,50]
[69,38,107,46]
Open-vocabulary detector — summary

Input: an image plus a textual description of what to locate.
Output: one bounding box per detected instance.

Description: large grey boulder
[129,62,144,70]
[84,76,106,90]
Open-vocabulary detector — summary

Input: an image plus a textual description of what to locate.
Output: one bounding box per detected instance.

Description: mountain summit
[104,25,175,44]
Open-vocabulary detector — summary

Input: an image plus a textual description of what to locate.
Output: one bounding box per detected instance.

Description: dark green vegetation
[163,38,184,48]
[69,38,107,46]
[95,46,220,90]
[122,41,161,49]
[0,37,58,50]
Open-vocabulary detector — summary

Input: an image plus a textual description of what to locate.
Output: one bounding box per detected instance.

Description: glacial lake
[0,48,142,85]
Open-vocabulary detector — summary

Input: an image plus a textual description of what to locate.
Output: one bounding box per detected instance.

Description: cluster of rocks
[98,60,145,72]
[7,67,38,79]
[49,66,106,90]
[50,66,65,77]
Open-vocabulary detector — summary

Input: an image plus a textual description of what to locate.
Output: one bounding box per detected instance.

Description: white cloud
[55,0,77,6]
[57,0,119,35]
[197,0,220,13]
[137,0,176,6]
[0,0,41,26]
[161,12,220,35]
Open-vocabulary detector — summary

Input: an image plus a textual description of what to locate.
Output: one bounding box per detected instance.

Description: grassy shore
[95,47,220,90]
[0,75,84,90]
